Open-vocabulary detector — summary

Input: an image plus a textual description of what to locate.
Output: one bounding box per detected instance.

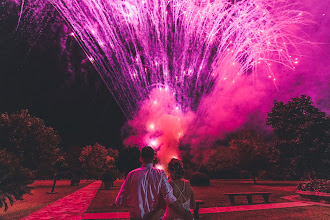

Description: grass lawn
[86,179,330,219]
[192,179,300,207]
[0,180,95,220]
[86,180,128,213]
[201,206,330,220]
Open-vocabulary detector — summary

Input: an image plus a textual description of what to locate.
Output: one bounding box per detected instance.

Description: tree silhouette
[0,149,34,211]
[0,110,62,178]
[267,95,329,179]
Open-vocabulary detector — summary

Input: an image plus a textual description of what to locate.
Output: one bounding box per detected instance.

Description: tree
[49,155,67,193]
[205,147,239,179]
[66,146,83,186]
[0,149,34,211]
[117,146,141,176]
[267,95,329,179]
[79,143,115,179]
[0,110,62,178]
[229,129,270,184]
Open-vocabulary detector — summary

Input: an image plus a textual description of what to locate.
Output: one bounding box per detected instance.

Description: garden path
[21,180,102,220]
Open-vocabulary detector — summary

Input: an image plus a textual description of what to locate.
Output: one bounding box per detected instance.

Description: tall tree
[267,95,329,179]
[66,146,83,186]
[205,146,239,179]
[79,143,115,179]
[229,129,270,184]
[0,110,62,178]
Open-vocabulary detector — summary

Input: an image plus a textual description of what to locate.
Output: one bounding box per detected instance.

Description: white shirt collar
[143,163,153,168]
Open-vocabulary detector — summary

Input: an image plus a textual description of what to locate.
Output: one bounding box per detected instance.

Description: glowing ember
[150,139,157,147]
[155,164,163,170]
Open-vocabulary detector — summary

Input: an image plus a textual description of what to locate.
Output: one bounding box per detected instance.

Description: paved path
[283,195,330,207]
[22,181,102,220]
[82,201,313,219]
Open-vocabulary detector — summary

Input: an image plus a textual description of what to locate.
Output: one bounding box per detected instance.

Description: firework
[28,0,310,118]
[11,0,314,165]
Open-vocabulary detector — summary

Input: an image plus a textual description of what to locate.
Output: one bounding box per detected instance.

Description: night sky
[0,4,126,149]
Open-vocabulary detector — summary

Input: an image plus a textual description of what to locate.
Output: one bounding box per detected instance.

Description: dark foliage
[229,129,271,184]
[205,147,239,179]
[66,146,82,184]
[297,179,330,193]
[0,110,63,178]
[0,149,34,211]
[101,169,116,190]
[190,172,210,186]
[79,143,115,179]
[267,95,329,179]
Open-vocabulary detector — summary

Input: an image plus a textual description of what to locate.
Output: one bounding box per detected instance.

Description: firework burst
[21,0,310,118]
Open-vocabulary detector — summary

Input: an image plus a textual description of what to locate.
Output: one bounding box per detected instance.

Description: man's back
[116,163,176,220]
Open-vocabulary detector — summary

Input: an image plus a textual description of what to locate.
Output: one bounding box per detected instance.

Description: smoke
[6,0,329,166]
[123,87,195,167]
[124,0,330,165]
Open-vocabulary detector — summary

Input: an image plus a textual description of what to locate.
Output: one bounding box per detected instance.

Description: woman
[163,158,196,220]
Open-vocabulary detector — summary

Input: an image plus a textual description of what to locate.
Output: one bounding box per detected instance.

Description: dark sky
[0,4,126,149]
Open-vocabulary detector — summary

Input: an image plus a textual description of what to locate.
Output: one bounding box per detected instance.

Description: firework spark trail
[38,0,311,119]
[9,0,315,166]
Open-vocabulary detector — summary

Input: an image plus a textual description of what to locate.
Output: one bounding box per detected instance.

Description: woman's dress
[163,181,191,220]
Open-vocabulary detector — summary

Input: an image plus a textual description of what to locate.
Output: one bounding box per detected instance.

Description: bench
[225,192,271,205]
[193,200,204,219]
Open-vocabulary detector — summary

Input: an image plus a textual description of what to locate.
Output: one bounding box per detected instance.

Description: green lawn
[0,180,95,220]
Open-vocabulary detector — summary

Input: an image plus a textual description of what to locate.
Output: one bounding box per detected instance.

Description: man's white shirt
[116,163,177,219]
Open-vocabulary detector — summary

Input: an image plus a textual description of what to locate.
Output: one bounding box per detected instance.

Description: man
[116,146,193,220]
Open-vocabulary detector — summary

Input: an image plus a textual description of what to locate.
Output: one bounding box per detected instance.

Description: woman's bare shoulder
[182,179,193,187]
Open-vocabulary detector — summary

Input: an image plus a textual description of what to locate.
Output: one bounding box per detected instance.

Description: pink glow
[155,164,163,170]
[150,139,158,147]
[12,0,329,163]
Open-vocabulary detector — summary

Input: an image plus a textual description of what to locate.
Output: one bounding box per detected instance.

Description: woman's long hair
[168,158,184,180]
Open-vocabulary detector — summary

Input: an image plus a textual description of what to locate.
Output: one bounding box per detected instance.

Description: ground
[1,179,329,219]
[0,180,94,220]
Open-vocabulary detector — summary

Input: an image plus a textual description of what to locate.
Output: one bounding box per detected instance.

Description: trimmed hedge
[190,172,210,186]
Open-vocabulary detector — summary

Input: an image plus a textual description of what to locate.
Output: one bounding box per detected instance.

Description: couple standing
[115,146,195,220]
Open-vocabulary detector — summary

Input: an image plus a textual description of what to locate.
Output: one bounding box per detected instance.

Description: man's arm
[115,173,131,207]
[142,208,165,220]
[143,192,166,220]
[159,172,193,220]
[168,201,193,220]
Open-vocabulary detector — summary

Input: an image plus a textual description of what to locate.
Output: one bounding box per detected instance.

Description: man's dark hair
[141,146,155,163]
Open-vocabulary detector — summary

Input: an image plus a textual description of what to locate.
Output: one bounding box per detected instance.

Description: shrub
[297,179,330,193]
[0,149,34,211]
[190,172,210,186]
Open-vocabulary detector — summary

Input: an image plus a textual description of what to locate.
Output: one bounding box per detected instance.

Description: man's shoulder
[128,167,145,175]
[151,167,165,175]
